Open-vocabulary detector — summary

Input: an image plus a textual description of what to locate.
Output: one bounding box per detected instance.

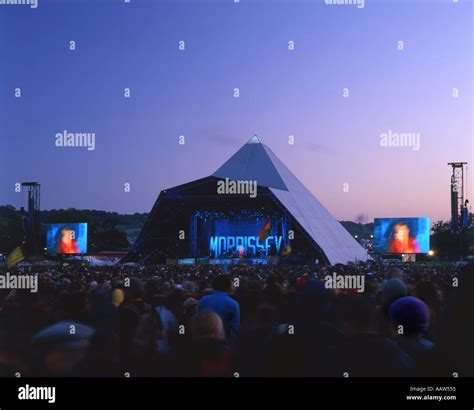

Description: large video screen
[46,223,88,254]
[373,217,430,254]
[191,210,287,258]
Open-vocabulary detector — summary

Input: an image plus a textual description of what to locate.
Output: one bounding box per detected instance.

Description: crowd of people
[0,261,472,377]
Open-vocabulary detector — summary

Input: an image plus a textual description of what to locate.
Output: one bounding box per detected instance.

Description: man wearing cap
[31,320,95,376]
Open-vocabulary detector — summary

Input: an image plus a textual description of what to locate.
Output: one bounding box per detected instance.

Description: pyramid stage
[127,136,367,266]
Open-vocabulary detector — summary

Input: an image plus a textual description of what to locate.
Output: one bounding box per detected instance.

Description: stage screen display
[46,223,88,254]
[373,217,430,254]
[191,210,288,258]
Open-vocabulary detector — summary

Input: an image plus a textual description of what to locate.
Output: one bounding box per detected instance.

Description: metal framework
[21,182,41,254]
[448,163,467,230]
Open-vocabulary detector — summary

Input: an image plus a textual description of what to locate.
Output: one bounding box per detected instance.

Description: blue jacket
[198,291,240,341]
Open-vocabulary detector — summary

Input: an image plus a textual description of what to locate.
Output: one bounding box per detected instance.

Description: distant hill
[340,221,374,239]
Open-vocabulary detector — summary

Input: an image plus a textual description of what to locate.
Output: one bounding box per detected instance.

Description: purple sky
[0,0,472,223]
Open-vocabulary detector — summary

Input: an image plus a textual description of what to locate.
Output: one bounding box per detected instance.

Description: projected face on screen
[373,217,429,254]
[58,227,79,253]
[46,223,88,254]
[389,223,419,253]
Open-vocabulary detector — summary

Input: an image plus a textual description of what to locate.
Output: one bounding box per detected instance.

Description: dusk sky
[1,0,472,223]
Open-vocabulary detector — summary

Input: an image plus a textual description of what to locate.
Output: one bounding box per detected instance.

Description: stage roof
[213,136,368,265]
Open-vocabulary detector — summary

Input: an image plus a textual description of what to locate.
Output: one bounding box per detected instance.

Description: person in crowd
[30,320,95,376]
[198,275,240,342]
[117,277,151,368]
[262,279,343,377]
[154,294,179,354]
[331,294,414,377]
[234,278,262,325]
[81,287,120,376]
[183,297,199,327]
[377,277,408,336]
[387,267,405,281]
[435,262,474,377]
[0,328,31,377]
[180,310,232,377]
[388,296,434,376]
[413,280,442,339]
[233,303,288,376]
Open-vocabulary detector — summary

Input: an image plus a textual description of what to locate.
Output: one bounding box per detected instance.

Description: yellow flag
[6,246,25,268]
[282,244,292,255]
